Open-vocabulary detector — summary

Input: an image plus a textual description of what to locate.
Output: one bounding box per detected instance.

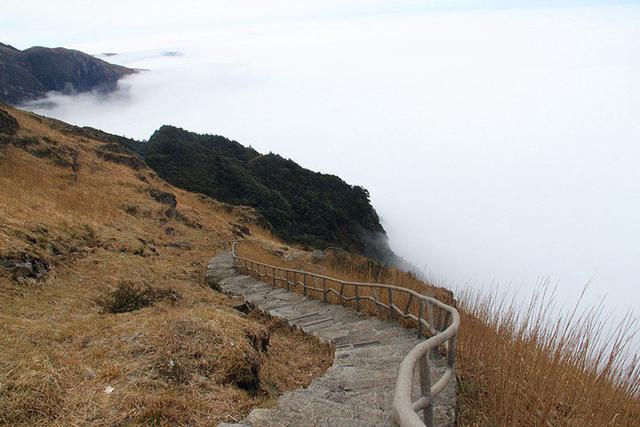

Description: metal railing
[229,242,460,426]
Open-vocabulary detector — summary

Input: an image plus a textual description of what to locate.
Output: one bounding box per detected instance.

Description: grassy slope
[0,107,333,426]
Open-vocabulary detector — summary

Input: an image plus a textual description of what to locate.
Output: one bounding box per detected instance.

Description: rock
[136,238,159,256]
[232,300,255,314]
[164,241,192,250]
[231,223,251,237]
[309,249,325,264]
[226,351,261,393]
[122,204,138,215]
[84,367,96,380]
[0,254,50,281]
[245,328,270,353]
[95,144,145,170]
[204,271,221,291]
[149,188,177,208]
[27,145,79,168]
[175,210,202,229]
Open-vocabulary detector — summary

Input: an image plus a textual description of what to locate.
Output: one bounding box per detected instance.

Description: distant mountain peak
[0,42,18,51]
[0,43,136,104]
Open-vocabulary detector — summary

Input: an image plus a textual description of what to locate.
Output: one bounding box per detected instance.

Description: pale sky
[2,0,638,49]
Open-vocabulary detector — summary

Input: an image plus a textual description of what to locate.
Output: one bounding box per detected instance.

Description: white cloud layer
[10,2,640,321]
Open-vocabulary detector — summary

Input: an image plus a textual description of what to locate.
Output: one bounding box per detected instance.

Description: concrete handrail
[230,241,460,426]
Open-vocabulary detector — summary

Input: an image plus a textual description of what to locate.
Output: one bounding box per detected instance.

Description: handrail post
[322,278,327,303]
[355,285,360,312]
[303,273,307,296]
[272,266,276,287]
[419,354,434,427]
[448,335,457,369]
[387,288,394,320]
[418,299,424,337]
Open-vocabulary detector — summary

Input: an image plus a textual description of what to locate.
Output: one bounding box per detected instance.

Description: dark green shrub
[99,282,181,313]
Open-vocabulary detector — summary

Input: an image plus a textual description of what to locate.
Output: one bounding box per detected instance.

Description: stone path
[208,253,456,427]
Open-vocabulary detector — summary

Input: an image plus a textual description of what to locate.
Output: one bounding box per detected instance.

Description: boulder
[309,249,325,264]
[0,254,50,282]
[149,188,177,208]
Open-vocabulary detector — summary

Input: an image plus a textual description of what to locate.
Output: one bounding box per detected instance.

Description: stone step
[207,252,456,427]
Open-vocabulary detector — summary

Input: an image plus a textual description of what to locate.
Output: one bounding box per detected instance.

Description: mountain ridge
[0,43,136,104]
[138,125,400,263]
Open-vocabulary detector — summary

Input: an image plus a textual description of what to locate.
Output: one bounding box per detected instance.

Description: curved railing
[230,241,459,427]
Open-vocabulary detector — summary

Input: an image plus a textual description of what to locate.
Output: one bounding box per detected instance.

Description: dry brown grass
[236,240,640,426]
[456,285,639,426]
[0,107,333,426]
[236,239,454,324]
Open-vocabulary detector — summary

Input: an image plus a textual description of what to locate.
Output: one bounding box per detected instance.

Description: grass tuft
[98,282,181,313]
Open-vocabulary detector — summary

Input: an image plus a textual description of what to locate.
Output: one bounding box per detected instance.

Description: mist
[9,2,640,318]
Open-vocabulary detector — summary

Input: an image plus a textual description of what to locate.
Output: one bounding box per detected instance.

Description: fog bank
[13,3,640,318]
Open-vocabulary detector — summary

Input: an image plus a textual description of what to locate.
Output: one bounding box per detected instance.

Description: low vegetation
[97,282,181,314]
[137,125,395,260]
[236,239,640,426]
[0,106,333,425]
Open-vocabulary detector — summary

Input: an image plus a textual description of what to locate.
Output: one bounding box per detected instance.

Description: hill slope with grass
[0,43,135,104]
[0,104,332,425]
[1,105,638,426]
[134,125,399,263]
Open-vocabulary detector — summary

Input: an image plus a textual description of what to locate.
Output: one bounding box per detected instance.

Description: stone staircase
[208,253,456,427]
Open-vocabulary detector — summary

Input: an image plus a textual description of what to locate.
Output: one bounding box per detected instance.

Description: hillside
[135,125,399,263]
[0,43,135,104]
[0,105,333,425]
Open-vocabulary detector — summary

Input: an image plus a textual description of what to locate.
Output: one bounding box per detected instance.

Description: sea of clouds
[16,3,640,325]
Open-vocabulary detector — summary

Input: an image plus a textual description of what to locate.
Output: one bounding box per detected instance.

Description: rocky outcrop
[0,253,50,282]
[0,108,19,134]
[148,188,177,208]
[95,143,145,170]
